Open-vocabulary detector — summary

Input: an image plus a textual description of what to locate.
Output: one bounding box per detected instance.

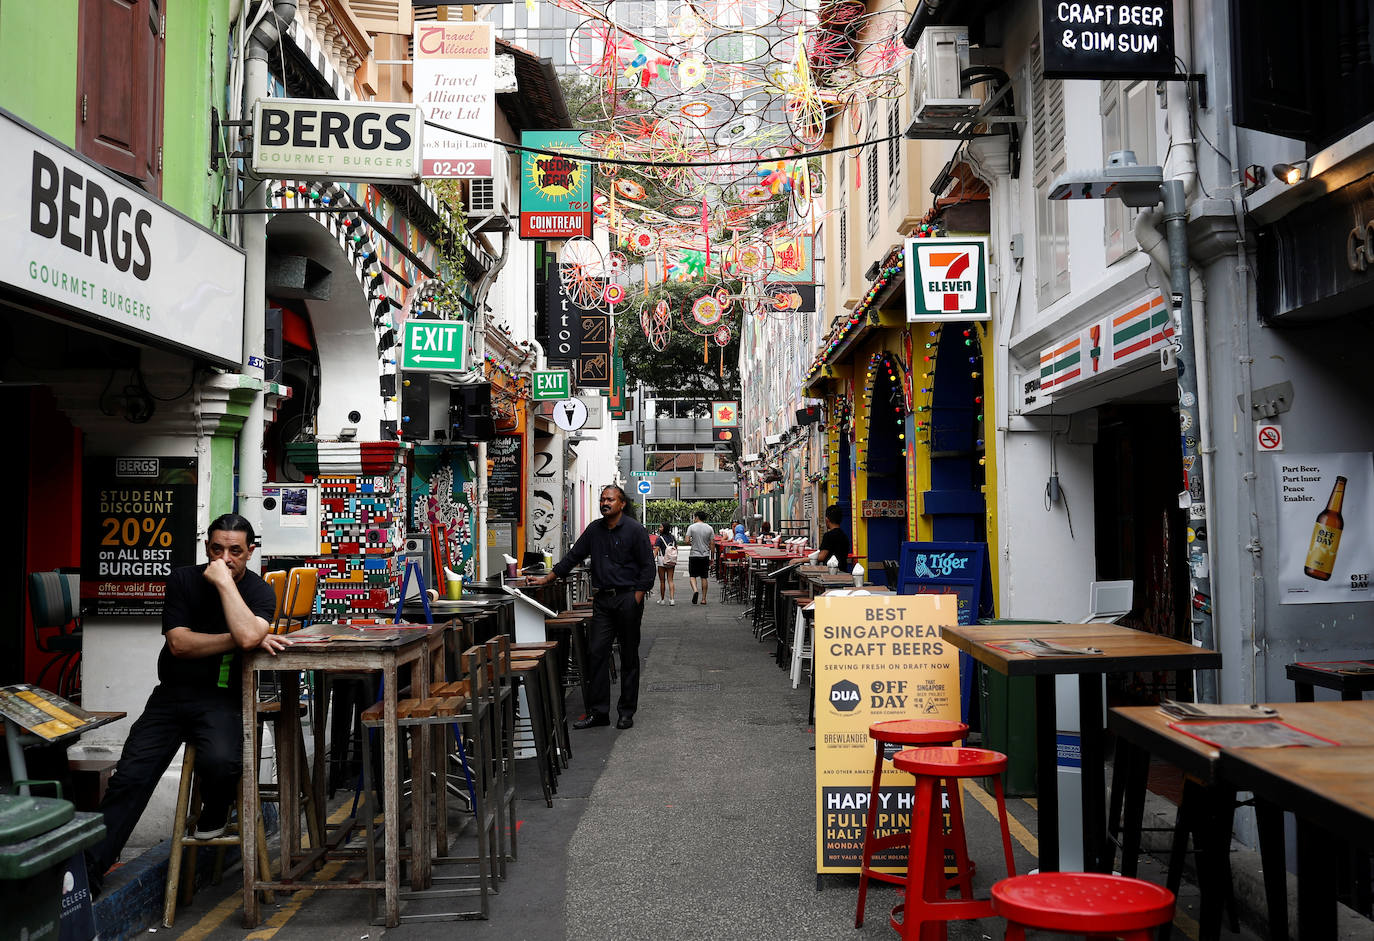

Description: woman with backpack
[652,522,678,605]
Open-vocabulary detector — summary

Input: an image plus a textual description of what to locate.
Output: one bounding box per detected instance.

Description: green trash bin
[0,794,106,941]
[977,618,1062,797]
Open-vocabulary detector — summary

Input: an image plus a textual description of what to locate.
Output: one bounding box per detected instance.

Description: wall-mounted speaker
[400,376,430,441]
[450,382,496,441]
[795,405,821,425]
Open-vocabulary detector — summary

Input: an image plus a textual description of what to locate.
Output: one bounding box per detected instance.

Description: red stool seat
[893,746,1008,778]
[991,873,1175,940]
[887,747,1018,940]
[869,719,969,745]
[856,720,971,927]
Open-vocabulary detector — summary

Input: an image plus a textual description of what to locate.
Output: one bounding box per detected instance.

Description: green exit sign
[532,369,571,400]
[401,320,466,371]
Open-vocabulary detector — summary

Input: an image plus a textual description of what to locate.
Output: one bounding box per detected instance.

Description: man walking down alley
[530,484,655,730]
[685,510,715,605]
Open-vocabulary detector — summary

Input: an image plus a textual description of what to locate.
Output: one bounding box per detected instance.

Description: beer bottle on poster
[1303,476,1347,581]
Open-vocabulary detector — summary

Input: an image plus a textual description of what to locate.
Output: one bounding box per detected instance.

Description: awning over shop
[1,108,246,369]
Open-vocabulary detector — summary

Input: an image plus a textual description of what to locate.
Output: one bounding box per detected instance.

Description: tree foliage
[641,498,740,528]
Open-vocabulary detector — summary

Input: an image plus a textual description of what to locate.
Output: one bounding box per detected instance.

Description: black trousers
[585,591,644,720]
[87,684,243,875]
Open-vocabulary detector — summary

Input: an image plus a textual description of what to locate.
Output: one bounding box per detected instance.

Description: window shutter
[887,98,901,203]
[1031,37,1068,305]
[866,142,879,238]
[77,0,164,194]
[1102,81,1125,263]
[348,0,413,34]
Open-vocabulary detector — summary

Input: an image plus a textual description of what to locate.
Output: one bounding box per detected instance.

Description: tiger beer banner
[813,593,961,873]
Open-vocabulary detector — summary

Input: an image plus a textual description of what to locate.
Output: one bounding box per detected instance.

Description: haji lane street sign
[532,369,571,400]
[402,320,466,371]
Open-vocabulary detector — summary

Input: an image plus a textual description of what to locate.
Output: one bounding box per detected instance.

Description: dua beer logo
[828,678,861,713]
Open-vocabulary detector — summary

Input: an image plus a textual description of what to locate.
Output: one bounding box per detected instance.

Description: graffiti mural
[411,447,478,582]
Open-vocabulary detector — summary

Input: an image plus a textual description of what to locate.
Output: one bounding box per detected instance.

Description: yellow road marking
[959,779,1038,856]
[181,800,363,939]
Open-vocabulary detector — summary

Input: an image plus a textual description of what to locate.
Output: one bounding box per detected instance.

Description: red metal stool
[889,747,1017,941]
[856,719,970,928]
[990,872,1175,940]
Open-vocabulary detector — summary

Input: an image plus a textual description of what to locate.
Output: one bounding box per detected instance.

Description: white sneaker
[668,599,675,606]
[656,599,664,605]
[192,824,228,840]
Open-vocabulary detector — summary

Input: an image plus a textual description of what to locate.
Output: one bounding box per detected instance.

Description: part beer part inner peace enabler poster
[813,594,961,874]
[1274,451,1374,604]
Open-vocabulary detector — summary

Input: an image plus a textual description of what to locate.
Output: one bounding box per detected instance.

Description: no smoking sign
[1256,423,1283,452]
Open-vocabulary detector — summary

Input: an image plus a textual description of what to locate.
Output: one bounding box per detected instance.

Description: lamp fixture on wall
[1271,160,1309,186]
[339,426,358,441]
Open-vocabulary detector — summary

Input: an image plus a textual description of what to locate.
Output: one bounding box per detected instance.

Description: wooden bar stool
[509,653,558,807]
[546,614,592,717]
[484,637,518,878]
[888,747,1017,940]
[990,872,1175,940]
[163,745,273,927]
[512,641,570,767]
[856,719,970,928]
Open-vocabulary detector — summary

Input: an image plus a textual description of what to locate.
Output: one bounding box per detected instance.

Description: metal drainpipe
[470,230,510,578]
[1162,179,1217,702]
[240,0,297,570]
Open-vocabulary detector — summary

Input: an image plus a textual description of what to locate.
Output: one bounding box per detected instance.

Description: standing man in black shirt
[529,484,655,730]
[816,504,853,570]
[86,513,290,892]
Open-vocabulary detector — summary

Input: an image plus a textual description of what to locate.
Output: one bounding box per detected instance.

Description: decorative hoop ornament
[691,294,724,327]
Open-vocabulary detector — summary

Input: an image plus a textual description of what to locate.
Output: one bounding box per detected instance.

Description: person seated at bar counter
[814,504,852,570]
[85,513,291,895]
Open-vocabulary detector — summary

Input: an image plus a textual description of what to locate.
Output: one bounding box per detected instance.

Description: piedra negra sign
[1041,2,1175,80]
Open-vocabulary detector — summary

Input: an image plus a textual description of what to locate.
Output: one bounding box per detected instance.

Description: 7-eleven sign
[904,236,991,323]
[712,401,738,427]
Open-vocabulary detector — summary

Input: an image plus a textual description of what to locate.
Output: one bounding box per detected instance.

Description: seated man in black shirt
[86,513,291,893]
[816,504,852,571]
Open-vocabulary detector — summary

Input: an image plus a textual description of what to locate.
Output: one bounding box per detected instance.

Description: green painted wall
[0,1,79,143]
[210,434,236,519]
[164,1,234,228]
[0,1,232,227]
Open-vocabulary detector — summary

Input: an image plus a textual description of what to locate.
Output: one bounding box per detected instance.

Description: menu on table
[0,684,95,741]
[1168,719,1340,749]
[1292,659,1374,675]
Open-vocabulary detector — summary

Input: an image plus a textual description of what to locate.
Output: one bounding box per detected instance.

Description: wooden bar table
[1110,700,1374,939]
[240,622,438,928]
[1220,741,1374,941]
[1286,659,1374,702]
[940,622,1221,873]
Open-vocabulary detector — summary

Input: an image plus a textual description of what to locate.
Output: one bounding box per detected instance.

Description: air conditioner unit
[908,26,979,130]
[467,147,508,217]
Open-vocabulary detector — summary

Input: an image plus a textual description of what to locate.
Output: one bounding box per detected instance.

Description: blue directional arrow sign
[637,479,652,495]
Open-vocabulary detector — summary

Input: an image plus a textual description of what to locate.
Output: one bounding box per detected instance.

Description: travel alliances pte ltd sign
[903,236,991,323]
